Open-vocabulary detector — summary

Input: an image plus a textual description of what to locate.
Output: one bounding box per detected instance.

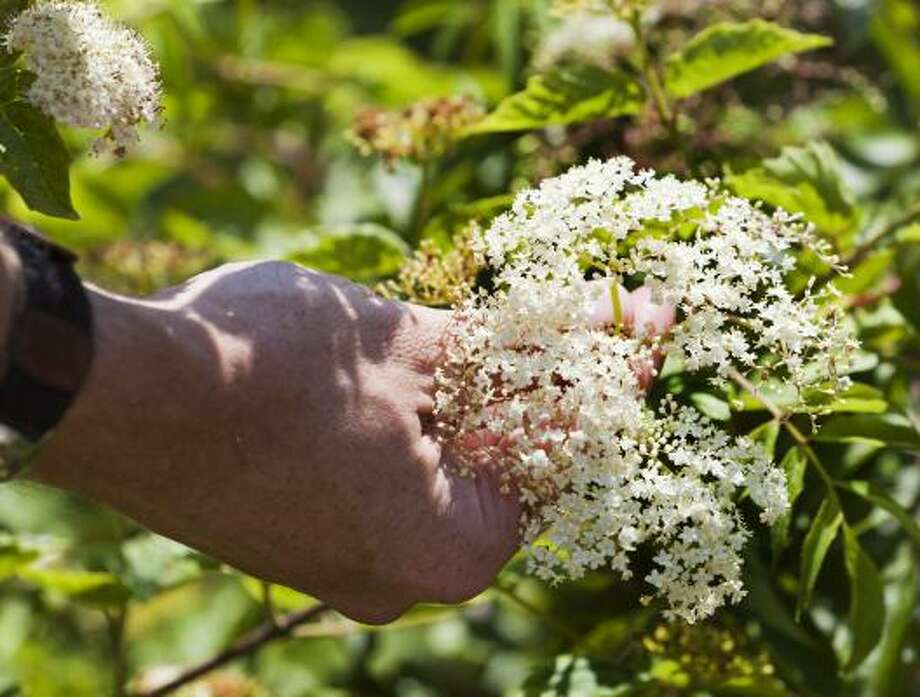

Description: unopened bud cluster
[4,1,162,154]
[349,96,484,165]
[434,157,854,622]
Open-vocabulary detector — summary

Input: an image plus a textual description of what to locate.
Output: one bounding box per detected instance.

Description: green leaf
[814,413,920,450]
[726,142,856,237]
[871,0,920,116]
[664,20,832,99]
[837,481,920,547]
[841,525,886,671]
[0,542,38,581]
[0,100,77,219]
[771,447,807,560]
[691,392,731,421]
[834,249,896,295]
[867,550,917,697]
[465,65,644,135]
[522,655,636,697]
[283,223,409,282]
[20,568,130,607]
[797,496,843,619]
[801,382,888,415]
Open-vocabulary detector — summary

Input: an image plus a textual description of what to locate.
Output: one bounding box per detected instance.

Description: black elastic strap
[0,219,93,442]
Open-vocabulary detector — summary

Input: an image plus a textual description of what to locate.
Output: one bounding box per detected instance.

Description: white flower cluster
[435,157,853,622]
[533,12,635,71]
[5,1,161,154]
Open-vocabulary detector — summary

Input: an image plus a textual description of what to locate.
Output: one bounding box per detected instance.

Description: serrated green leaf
[465,65,644,135]
[837,481,920,547]
[797,496,843,618]
[726,142,857,238]
[665,20,832,99]
[283,223,409,282]
[771,447,807,560]
[0,100,77,219]
[814,413,920,450]
[841,525,886,671]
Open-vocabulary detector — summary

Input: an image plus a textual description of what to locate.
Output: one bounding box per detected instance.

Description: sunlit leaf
[726,142,857,238]
[665,20,832,99]
[841,525,885,671]
[0,542,37,581]
[284,223,409,282]
[867,549,917,697]
[465,65,643,135]
[797,496,843,619]
[21,568,130,607]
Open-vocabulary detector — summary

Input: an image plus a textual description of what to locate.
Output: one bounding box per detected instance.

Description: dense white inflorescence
[435,157,854,623]
[5,1,161,154]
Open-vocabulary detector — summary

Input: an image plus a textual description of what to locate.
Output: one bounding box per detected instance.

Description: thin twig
[845,202,920,269]
[135,603,331,697]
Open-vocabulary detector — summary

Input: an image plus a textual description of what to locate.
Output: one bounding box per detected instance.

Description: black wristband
[0,219,94,446]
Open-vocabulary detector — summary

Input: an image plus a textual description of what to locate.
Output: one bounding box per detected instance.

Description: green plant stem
[629,11,676,133]
[106,605,129,697]
[818,201,920,287]
[410,160,436,247]
[726,369,837,494]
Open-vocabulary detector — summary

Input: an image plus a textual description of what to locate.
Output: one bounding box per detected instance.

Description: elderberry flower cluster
[5,1,161,155]
[434,157,853,622]
[348,96,484,166]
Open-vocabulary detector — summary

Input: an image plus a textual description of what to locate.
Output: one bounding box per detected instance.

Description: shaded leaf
[797,496,843,618]
[522,655,636,697]
[465,65,643,135]
[841,525,886,671]
[837,481,920,547]
[867,549,918,697]
[814,413,920,450]
[0,100,77,219]
[665,20,832,99]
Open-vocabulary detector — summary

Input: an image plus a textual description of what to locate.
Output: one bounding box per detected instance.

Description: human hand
[33,261,522,623]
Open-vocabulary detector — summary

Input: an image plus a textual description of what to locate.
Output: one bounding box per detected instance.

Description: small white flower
[5,1,162,154]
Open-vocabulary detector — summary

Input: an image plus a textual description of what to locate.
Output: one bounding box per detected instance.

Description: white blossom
[435,157,855,623]
[5,1,162,154]
[533,13,635,71]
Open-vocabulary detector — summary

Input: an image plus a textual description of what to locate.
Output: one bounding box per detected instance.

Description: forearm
[31,288,219,515]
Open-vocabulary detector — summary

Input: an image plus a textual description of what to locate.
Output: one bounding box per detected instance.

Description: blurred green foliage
[0,0,918,695]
